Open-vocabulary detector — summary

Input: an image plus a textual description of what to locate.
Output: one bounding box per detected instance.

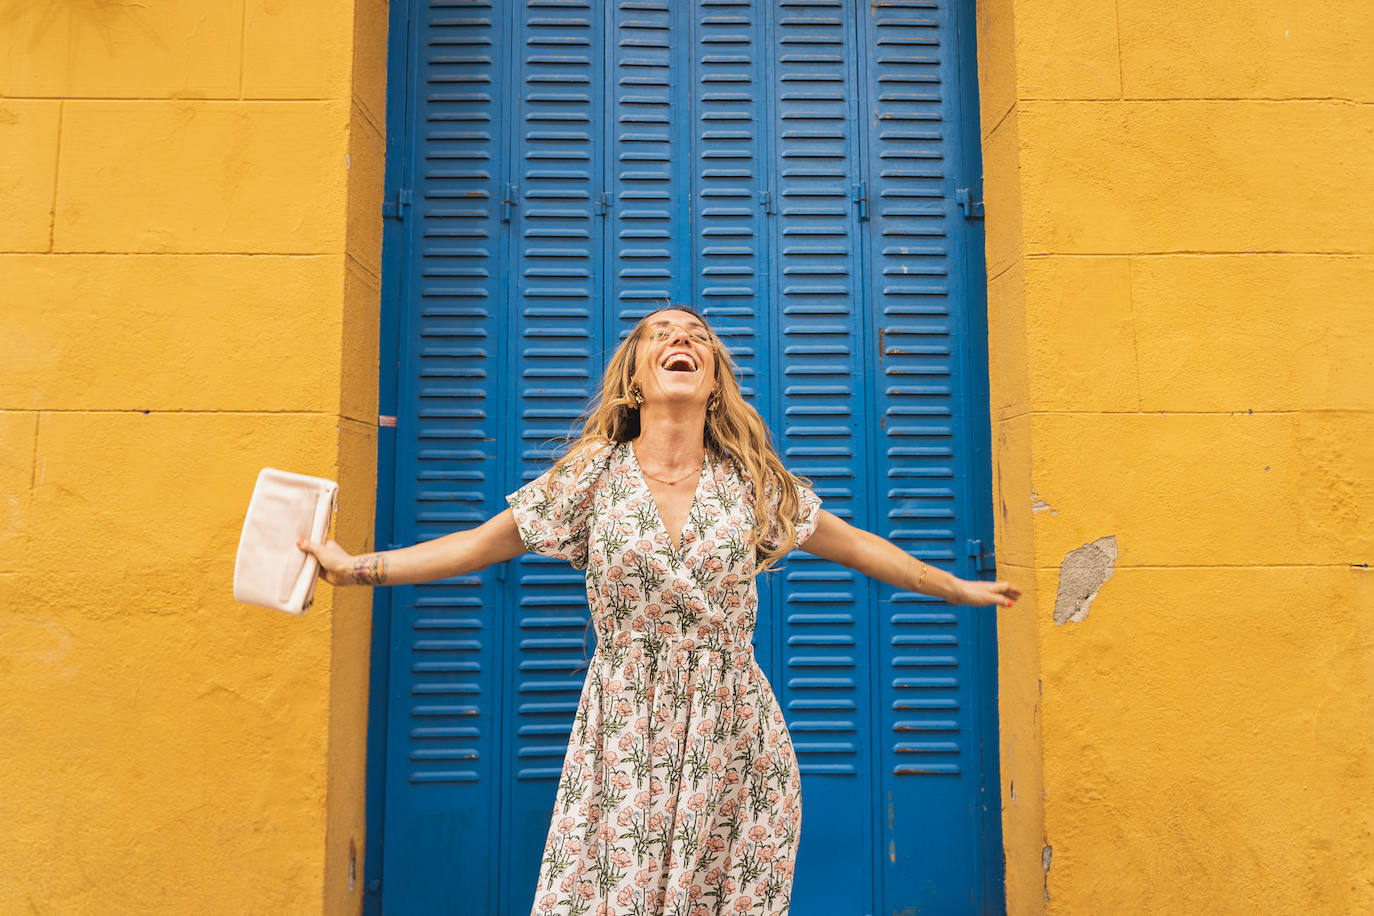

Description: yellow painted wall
[6,1,1371,913]
[976,0,1374,911]
[0,2,387,913]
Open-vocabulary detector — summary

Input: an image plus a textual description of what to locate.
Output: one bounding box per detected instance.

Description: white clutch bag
[233,468,339,614]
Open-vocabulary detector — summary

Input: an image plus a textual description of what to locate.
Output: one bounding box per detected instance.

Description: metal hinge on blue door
[381,187,412,221]
[598,190,613,216]
[852,181,868,221]
[501,183,518,222]
[956,187,984,220]
[966,538,996,573]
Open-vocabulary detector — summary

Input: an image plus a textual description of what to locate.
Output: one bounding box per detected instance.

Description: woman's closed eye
[651,328,712,345]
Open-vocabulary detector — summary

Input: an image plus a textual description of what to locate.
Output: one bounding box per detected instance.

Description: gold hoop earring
[631,383,644,406]
[707,390,719,411]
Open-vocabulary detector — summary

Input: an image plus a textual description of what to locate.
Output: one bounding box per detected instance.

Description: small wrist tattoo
[351,554,388,585]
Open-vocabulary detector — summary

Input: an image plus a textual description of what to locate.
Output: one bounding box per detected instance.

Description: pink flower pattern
[507,441,823,916]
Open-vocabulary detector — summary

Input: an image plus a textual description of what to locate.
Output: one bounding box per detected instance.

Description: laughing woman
[299,305,1020,916]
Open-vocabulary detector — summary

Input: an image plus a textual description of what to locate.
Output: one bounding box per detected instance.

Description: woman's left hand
[955,578,1021,608]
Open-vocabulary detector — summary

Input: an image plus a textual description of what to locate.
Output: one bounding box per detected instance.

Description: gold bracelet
[915,559,928,592]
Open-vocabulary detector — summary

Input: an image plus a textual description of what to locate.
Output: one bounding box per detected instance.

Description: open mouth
[660,351,698,373]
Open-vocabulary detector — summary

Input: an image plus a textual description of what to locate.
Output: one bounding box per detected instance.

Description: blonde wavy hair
[547,305,812,574]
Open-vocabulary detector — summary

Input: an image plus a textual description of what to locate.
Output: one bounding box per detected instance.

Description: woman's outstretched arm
[297,508,528,587]
[800,509,1019,608]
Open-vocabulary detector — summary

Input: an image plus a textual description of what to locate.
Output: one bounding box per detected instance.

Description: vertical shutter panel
[689,0,772,670]
[858,0,988,907]
[384,2,507,912]
[502,3,606,912]
[767,3,874,912]
[608,1,683,318]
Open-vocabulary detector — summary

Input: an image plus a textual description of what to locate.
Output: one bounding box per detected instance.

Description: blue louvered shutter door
[606,1,687,318]
[500,5,608,912]
[766,3,877,913]
[382,3,509,912]
[685,0,776,672]
[859,2,996,910]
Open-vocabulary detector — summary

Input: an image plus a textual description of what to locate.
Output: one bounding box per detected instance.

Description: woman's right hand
[297,538,357,587]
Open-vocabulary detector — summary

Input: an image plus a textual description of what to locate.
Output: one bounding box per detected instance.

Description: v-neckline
[628,440,709,556]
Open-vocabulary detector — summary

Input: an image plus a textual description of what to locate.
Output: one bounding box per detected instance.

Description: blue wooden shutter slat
[383,2,506,912]
[501,4,606,913]
[859,0,996,909]
[768,3,876,913]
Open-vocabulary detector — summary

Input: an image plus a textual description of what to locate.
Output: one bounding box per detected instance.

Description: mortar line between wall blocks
[47,101,64,253]
[237,0,247,100]
[1126,256,1142,409]
[982,101,1014,141]
[1018,96,1373,105]
[1025,251,1374,258]
[7,251,339,258]
[1002,408,1374,416]
[1032,563,1373,570]
[345,251,382,285]
[29,413,40,490]
[9,409,347,416]
[1,97,342,103]
[1113,0,1125,99]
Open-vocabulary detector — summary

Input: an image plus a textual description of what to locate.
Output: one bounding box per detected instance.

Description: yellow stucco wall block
[1018,100,1374,255]
[1027,411,1374,569]
[1036,564,1374,913]
[0,412,36,573]
[1118,0,1374,101]
[0,2,243,98]
[992,561,1045,914]
[0,254,347,412]
[1132,255,1374,411]
[54,101,348,253]
[1010,0,1121,99]
[1022,256,1137,412]
[0,100,61,252]
[1,411,347,911]
[979,108,1025,280]
[243,0,353,99]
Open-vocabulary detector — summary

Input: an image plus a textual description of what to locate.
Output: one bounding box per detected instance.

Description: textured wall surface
[0,2,387,913]
[976,0,1374,911]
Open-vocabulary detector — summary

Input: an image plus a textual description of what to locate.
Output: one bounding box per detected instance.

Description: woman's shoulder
[559,438,623,481]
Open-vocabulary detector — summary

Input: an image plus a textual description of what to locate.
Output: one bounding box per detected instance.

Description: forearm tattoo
[351,554,388,585]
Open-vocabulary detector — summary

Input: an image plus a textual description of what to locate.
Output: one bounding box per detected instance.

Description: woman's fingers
[297,538,346,585]
[960,579,1021,608]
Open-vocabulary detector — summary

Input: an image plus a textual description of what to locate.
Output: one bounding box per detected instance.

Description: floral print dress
[506,439,823,916]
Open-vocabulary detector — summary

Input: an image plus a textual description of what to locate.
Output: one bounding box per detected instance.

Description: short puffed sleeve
[504,445,611,570]
[757,472,824,554]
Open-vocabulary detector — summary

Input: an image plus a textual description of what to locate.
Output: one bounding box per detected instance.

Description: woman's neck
[634,406,707,470]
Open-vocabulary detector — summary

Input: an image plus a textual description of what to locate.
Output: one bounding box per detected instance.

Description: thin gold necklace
[634,444,704,486]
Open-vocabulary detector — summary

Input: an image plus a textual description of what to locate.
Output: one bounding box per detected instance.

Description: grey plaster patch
[1053,536,1118,625]
[1042,845,1052,902]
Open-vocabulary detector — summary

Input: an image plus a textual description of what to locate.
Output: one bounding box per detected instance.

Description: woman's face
[632,309,718,411]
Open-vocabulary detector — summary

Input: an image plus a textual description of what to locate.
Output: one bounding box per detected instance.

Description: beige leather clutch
[233,468,339,614]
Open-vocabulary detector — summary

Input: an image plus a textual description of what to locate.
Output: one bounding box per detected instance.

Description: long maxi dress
[505,439,823,916]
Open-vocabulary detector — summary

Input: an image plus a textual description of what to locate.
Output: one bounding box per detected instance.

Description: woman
[300,306,1021,915]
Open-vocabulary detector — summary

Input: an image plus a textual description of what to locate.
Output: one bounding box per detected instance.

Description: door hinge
[966,538,996,574]
[852,181,868,221]
[758,189,774,215]
[501,183,518,222]
[597,190,613,216]
[382,187,412,221]
[956,187,984,220]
